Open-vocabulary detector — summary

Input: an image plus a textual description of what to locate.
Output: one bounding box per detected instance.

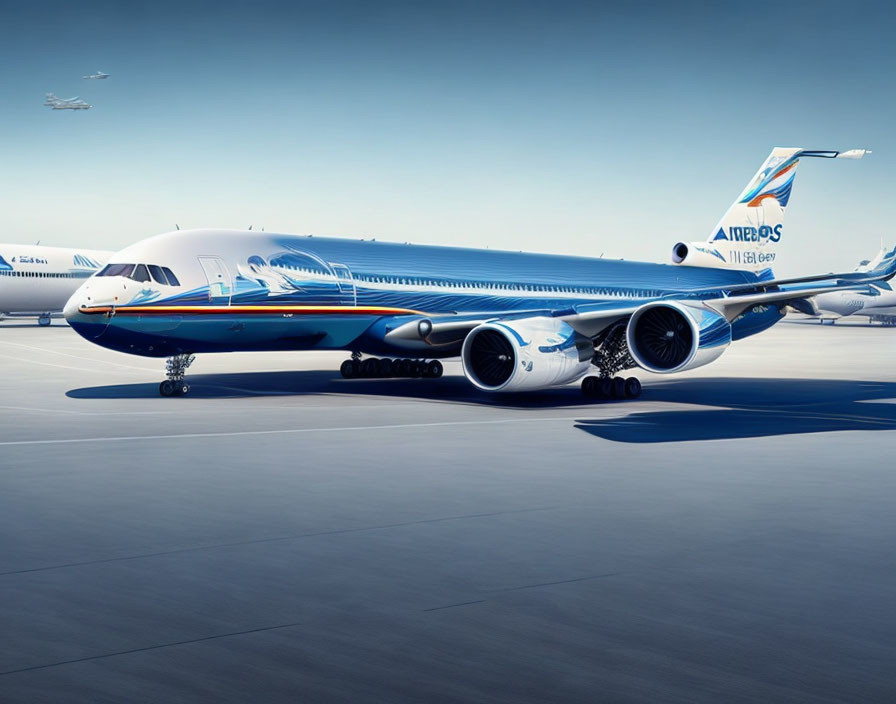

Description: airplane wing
[376,246,896,347]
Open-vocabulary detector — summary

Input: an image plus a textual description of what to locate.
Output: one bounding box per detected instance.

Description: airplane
[812,246,896,325]
[44,93,80,106]
[0,245,113,325]
[45,93,92,110]
[82,71,109,79]
[63,147,896,398]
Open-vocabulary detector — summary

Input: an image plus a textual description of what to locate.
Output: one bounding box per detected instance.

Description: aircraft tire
[361,358,379,377]
[395,359,410,376]
[597,377,612,398]
[581,376,598,398]
[611,377,626,399]
[409,361,423,378]
[425,360,443,378]
[378,358,394,377]
[624,377,642,399]
[160,380,175,397]
[38,315,51,327]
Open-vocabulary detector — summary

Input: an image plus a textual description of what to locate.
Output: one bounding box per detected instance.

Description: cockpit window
[148,265,167,285]
[161,267,181,286]
[98,263,135,278]
[132,264,151,283]
[96,262,180,286]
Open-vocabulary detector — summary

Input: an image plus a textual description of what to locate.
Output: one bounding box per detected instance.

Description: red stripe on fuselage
[79,304,425,316]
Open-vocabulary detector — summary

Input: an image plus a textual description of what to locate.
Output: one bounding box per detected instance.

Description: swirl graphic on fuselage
[234,249,343,305]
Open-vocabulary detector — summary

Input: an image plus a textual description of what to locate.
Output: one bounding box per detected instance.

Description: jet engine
[461,317,594,392]
[671,241,729,268]
[626,301,731,374]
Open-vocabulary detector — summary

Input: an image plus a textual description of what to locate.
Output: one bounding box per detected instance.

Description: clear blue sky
[1,0,893,275]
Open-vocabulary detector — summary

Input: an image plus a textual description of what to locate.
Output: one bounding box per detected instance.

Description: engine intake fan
[626,302,731,374]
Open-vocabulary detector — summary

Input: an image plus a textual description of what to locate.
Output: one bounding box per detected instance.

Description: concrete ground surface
[1,318,895,703]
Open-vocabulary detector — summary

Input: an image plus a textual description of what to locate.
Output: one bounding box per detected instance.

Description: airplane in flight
[812,246,896,325]
[0,245,112,325]
[43,93,89,107]
[82,71,109,79]
[64,147,895,398]
[44,93,92,110]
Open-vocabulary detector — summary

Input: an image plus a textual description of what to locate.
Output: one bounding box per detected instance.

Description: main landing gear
[38,313,52,327]
[581,323,642,400]
[339,354,444,380]
[159,353,195,397]
[581,375,642,400]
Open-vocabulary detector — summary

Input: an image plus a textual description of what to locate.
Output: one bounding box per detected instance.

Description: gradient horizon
[1,0,893,277]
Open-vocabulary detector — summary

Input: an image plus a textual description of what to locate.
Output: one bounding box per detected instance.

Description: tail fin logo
[740,158,799,208]
[713,224,783,242]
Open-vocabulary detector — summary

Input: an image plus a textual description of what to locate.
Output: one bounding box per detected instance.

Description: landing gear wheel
[160,380,175,397]
[624,376,642,399]
[611,377,626,399]
[425,360,443,378]
[340,360,359,378]
[597,377,612,398]
[409,361,423,378]
[178,384,190,396]
[38,314,51,327]
[378,358,394,377]
[582,376,598,398]
[361,358,379,378]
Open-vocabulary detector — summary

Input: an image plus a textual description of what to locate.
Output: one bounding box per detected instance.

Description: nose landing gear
[159,353,195,397]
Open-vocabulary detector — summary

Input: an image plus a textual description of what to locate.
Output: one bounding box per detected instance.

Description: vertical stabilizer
[672,148,869,276]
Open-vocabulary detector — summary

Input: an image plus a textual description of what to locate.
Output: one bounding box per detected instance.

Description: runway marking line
[0,416,588,447]
[0,506,563,577]
[0,622,304,677]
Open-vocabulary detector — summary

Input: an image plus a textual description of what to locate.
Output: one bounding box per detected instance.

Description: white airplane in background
[0,245,112,325]
[813,246,896,325]
[44,93,92,110]
[82,71,109,79]
[44,93,83,106]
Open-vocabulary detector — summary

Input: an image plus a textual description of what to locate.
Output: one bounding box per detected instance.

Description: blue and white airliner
[64,147,895,398]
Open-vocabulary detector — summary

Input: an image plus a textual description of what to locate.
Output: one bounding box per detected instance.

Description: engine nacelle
[461,317,593,392]
[671,241,729,268]
[626,301,731,374]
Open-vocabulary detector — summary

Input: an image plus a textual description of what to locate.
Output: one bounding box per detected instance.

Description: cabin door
[197,256,233,305]
[329,263,357,306]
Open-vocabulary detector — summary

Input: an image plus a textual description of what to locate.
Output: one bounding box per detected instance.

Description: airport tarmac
[1,318,895,703]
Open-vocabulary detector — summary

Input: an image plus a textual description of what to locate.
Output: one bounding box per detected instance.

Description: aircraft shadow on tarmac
[67,371,589,408]
[67,373,896,441]
[575,378,896,443]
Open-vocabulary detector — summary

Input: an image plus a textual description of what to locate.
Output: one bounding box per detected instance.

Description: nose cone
[64,282,110,340]
[63,289,83,321]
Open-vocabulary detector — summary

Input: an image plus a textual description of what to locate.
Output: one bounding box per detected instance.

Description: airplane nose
[63,291,82,321]
[64,285,110,339]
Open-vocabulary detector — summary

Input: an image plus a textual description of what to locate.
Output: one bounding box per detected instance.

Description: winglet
[836,149,871,159]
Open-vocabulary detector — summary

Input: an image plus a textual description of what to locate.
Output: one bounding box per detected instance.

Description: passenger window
[148,265,168,285]
[161,267,180,286]
[132,264,151,283]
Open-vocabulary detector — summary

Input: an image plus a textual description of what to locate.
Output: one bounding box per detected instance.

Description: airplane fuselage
[0,244,111,319]
[64,229,784,357]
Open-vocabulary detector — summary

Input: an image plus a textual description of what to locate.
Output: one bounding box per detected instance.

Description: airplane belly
[95,311,378,357]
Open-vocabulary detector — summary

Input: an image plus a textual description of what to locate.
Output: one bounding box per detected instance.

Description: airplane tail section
[672,148,869,277]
